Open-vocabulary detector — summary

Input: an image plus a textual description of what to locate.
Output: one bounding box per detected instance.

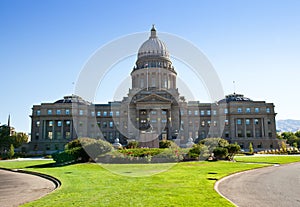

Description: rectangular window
[151,119,157,123]
[225,119,229,126]
[201,120,205,126]
[266,108,270,113]
[268,119,271,124]
[109,111,113,116]
[207,120,211,126]
[224,108,228,114]
[200,110,205,116]
[162,111,167,115]
[91,111,95,116]
[47,109,52,115]
[66,120,71,125]
[194,110,198,116]
[109,121,113,128]
[116,111,120,116]
[213,110,217,115]
[254,119,259,125]
[207,110,211,116]
[236,119,242,125]
[56,109,61,115]
[36,110,41,116]
[103,121,107,128]
[237,108,242,113]
[103,111,107,116]
[180,110,184,115]
[255,108,260,113]
[49,121,53,127]
[66,132,71,139]
[97,111,101,116]
[246,108,251,113]
[36,121,40,127]
[79,110,84,115]
[48,132,53,139]
[57,121,62,127]
[97,121,101,127]
[246,130,251,137]
[188,110,192,115]
[151,110,157,115]
[65,109,70,115]
[246,119,250,125]
[213,121,217,126]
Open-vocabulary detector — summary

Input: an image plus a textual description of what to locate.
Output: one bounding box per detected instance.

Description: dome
[138,25,169,59]
[218,93,253,103]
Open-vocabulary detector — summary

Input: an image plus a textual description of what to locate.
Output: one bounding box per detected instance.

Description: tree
[226,143,241,160]
[11,132,28,148]
[213,147,228,160]
[8,144,14,159]
[249,142,254,154]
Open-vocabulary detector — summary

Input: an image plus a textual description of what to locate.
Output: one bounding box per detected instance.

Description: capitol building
[29,26,279,153]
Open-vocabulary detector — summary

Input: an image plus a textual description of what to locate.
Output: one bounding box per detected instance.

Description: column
[261,118,265,137]
[243,118,247,137]
[252,119,256,138]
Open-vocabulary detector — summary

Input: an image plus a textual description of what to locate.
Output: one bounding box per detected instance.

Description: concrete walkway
[216,162,300,207]
[0,169,56,207]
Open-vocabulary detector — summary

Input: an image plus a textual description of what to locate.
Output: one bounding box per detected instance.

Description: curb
[0,167,61,189]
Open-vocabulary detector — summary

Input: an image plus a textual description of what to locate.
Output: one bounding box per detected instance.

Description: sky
[1,0,300,133]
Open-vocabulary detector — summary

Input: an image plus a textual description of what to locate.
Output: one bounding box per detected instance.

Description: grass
[0,155,299,207]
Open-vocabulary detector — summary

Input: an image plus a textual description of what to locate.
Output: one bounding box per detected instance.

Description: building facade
[29,26,279,153]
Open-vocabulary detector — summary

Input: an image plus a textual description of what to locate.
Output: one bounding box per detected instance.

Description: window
[91,111,95,116]
[109,111,113,116]
[236,119,242,125]
[225,132,229,138]
[151,110,157,115]
[66,120,71,125]
[79,121,83,127]
[180,110,184,115]
[162,119,167,123]
[188,110,192,115]
[207,121,211,126]
[225,119,229,126]
[237,108,242,113]
[47,109,52,115]
[97,111,101,116]
[246,130,251,137]
[48,132,53,139]
[213,110,217,115]
[57,121,62,127]
[194,110,198,116]
[213,121,217,126]
[36,110,41,116]
[266,108,270,113]
[36,121,40,127]
[201,121,205,126]
[254,119,259,125]
[103,111,107,116]
[224,108,228,114]
[49,121,53,127]
[162,111,167,115]
[65,109,70,115]
[103,122,107,128]
[200,110,205,116]
[267,119,271,124]
[246,119,250,125]
[237,130,242,137]
[109,121,113,128]
[56,109,61,115]
[97,122,101,127]
[35,132,39,140]
[116,111,120,116]
[207,110,211,116]
[255,108,260,113]
[79,110,84,115]
[246,108,251,113]
[151,119,157,123]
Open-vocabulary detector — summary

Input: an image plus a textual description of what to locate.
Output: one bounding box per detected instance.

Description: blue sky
[1,0,300,132]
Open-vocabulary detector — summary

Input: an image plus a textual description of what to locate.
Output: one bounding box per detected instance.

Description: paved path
[0,169,56,207]
[216,162,300,207]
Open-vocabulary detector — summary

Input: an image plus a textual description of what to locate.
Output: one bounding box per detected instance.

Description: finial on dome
[150,24,156,38]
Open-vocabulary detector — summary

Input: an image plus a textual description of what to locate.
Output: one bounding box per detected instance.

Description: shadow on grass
[235,161,280,165]
[25,161,77,169]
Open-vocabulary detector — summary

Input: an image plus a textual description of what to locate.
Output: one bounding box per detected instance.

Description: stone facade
[29,26,279,153]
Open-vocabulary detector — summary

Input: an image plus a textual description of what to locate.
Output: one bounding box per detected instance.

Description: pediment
[134,94,172,104]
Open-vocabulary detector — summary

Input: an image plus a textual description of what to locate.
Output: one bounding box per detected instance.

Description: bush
[159,140,172,148]
[187,144,210,160]
[213,147,228,160]
[53,137,113,164]
[126,141,139,149]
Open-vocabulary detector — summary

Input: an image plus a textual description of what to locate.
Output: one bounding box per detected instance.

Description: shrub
[126,141,139,149]
[53,137,113,164]
[159,140,173,148]
[187,144,209,160]
[213,147,228,160]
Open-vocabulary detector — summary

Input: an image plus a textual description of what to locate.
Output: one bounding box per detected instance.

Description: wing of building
[29,26,279,153]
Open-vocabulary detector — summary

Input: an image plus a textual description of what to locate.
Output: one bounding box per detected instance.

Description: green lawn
[0,155,299,207]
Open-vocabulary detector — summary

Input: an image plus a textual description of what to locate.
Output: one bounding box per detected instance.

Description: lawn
[0,155,299,207]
